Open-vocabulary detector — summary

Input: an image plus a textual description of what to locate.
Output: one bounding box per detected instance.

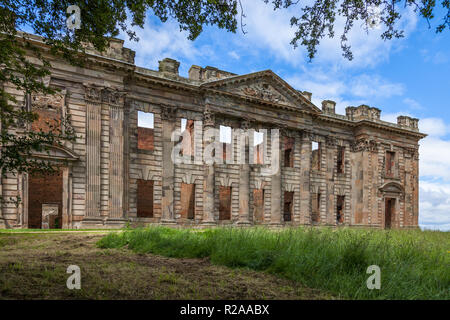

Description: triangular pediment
[31,144,79,162]
[201,70,321,113]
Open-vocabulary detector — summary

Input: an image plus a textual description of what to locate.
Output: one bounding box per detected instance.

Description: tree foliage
[0,0,448,185]
[0,0,238,181]
[266,0,449,60]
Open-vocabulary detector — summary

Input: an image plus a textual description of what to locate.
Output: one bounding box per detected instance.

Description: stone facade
[0,35,426,229]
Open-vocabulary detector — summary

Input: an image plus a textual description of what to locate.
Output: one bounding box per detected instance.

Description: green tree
[0,0,238,181]
[266,0,449,60]
[0,0,448,183]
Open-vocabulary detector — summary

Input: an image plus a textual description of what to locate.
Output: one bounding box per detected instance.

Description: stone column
[326,137,336,225]
[299,131,312,224]
[106,89,125,219]
[84,85,102,219]
[237,120,251,225]
[62,167,69,228]
[123,102,131,219]
[160,105,177,224]
[0,118,3,227]
[270,129,282,225]
[202,109,216,225]
[100,94,110,221]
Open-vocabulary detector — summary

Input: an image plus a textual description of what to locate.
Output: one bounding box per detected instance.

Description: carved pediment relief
[237,82,290,105]
[201,70,321,113]
[379,182,403,194]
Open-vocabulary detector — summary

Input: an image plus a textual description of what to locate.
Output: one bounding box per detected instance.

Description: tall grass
[97,226,450,299]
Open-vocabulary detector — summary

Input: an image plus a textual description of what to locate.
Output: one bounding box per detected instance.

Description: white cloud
[236,0,417,68]
[287,70,404,115]
[403,98,424,110]
[420,136,450,181]
[228,50,240,60]
[419,181,450,231]
[312,4,418,68]
[237,0,303,65]
[421,49,449,64]
[349,74,405,98]
[419,118,449,137]
[121,19,205,75]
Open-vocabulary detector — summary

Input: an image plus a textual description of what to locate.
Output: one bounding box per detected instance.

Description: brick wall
[28,171,63,228]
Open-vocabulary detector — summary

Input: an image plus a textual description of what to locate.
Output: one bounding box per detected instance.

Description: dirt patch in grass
[0,233,333,300]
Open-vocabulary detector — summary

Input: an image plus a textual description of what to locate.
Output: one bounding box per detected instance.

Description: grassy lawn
[98,226,450,300]
[0,231,331,300]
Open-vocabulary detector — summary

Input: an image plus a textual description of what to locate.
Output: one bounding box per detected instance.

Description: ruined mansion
[0,35,426,229]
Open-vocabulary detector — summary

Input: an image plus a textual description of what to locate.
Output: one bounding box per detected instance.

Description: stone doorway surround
[379,182,404,229]
[21,144,79,229]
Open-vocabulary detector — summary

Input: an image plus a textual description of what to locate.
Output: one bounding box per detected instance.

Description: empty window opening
[312,142,321,171]
[219,186,232,220]
[137,179,154,218]
[220,125,232,162]
[254,131,264,164]
[253,188,265,223]
[385,151,395,177]
[337,146,345,174]
[180,183,195,219]
[180,118,194,157]
[138,111,154,151]
[337,195,345,224]
[312,193,321,223]
[284,137,294,167]
[283,191,294,221]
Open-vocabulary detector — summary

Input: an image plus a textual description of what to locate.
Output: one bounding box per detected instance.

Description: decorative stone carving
[240,118,254,130]
[84,85,125,106]
[351,138,378,152]
[379,182,404,195]
[102,88,125,106]
[139,165,153,181]
[301,130,312,141]
[31,92,65,110]
[203,108,215,127]
[326,136,337,147]
[281,127,296,138]
[284,183,295,192]
[254,178,266,190]
[404,147,419,160]
[181,172,196,184]
[218,175,232,187]
[240,82,288,104]
[84,85,102,103]
[160,105,177,121]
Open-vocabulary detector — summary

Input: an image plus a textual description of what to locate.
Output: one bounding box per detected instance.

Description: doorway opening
[283,191,293,222]
[385,198,396,229]
[28,170,63,229]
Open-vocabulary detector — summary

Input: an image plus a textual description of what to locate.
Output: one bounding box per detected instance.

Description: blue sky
[117,0,450,230]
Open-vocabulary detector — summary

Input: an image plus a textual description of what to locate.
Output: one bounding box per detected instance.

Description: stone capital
[203,109,215,127]
[240,118,254,130]
[84,85,103,103]
[160,105,177,121]
[102,88,126,106]
[325,136,337,147]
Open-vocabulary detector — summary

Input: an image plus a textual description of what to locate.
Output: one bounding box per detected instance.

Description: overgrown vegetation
[98,226,450,299]
[0,232,327,299]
